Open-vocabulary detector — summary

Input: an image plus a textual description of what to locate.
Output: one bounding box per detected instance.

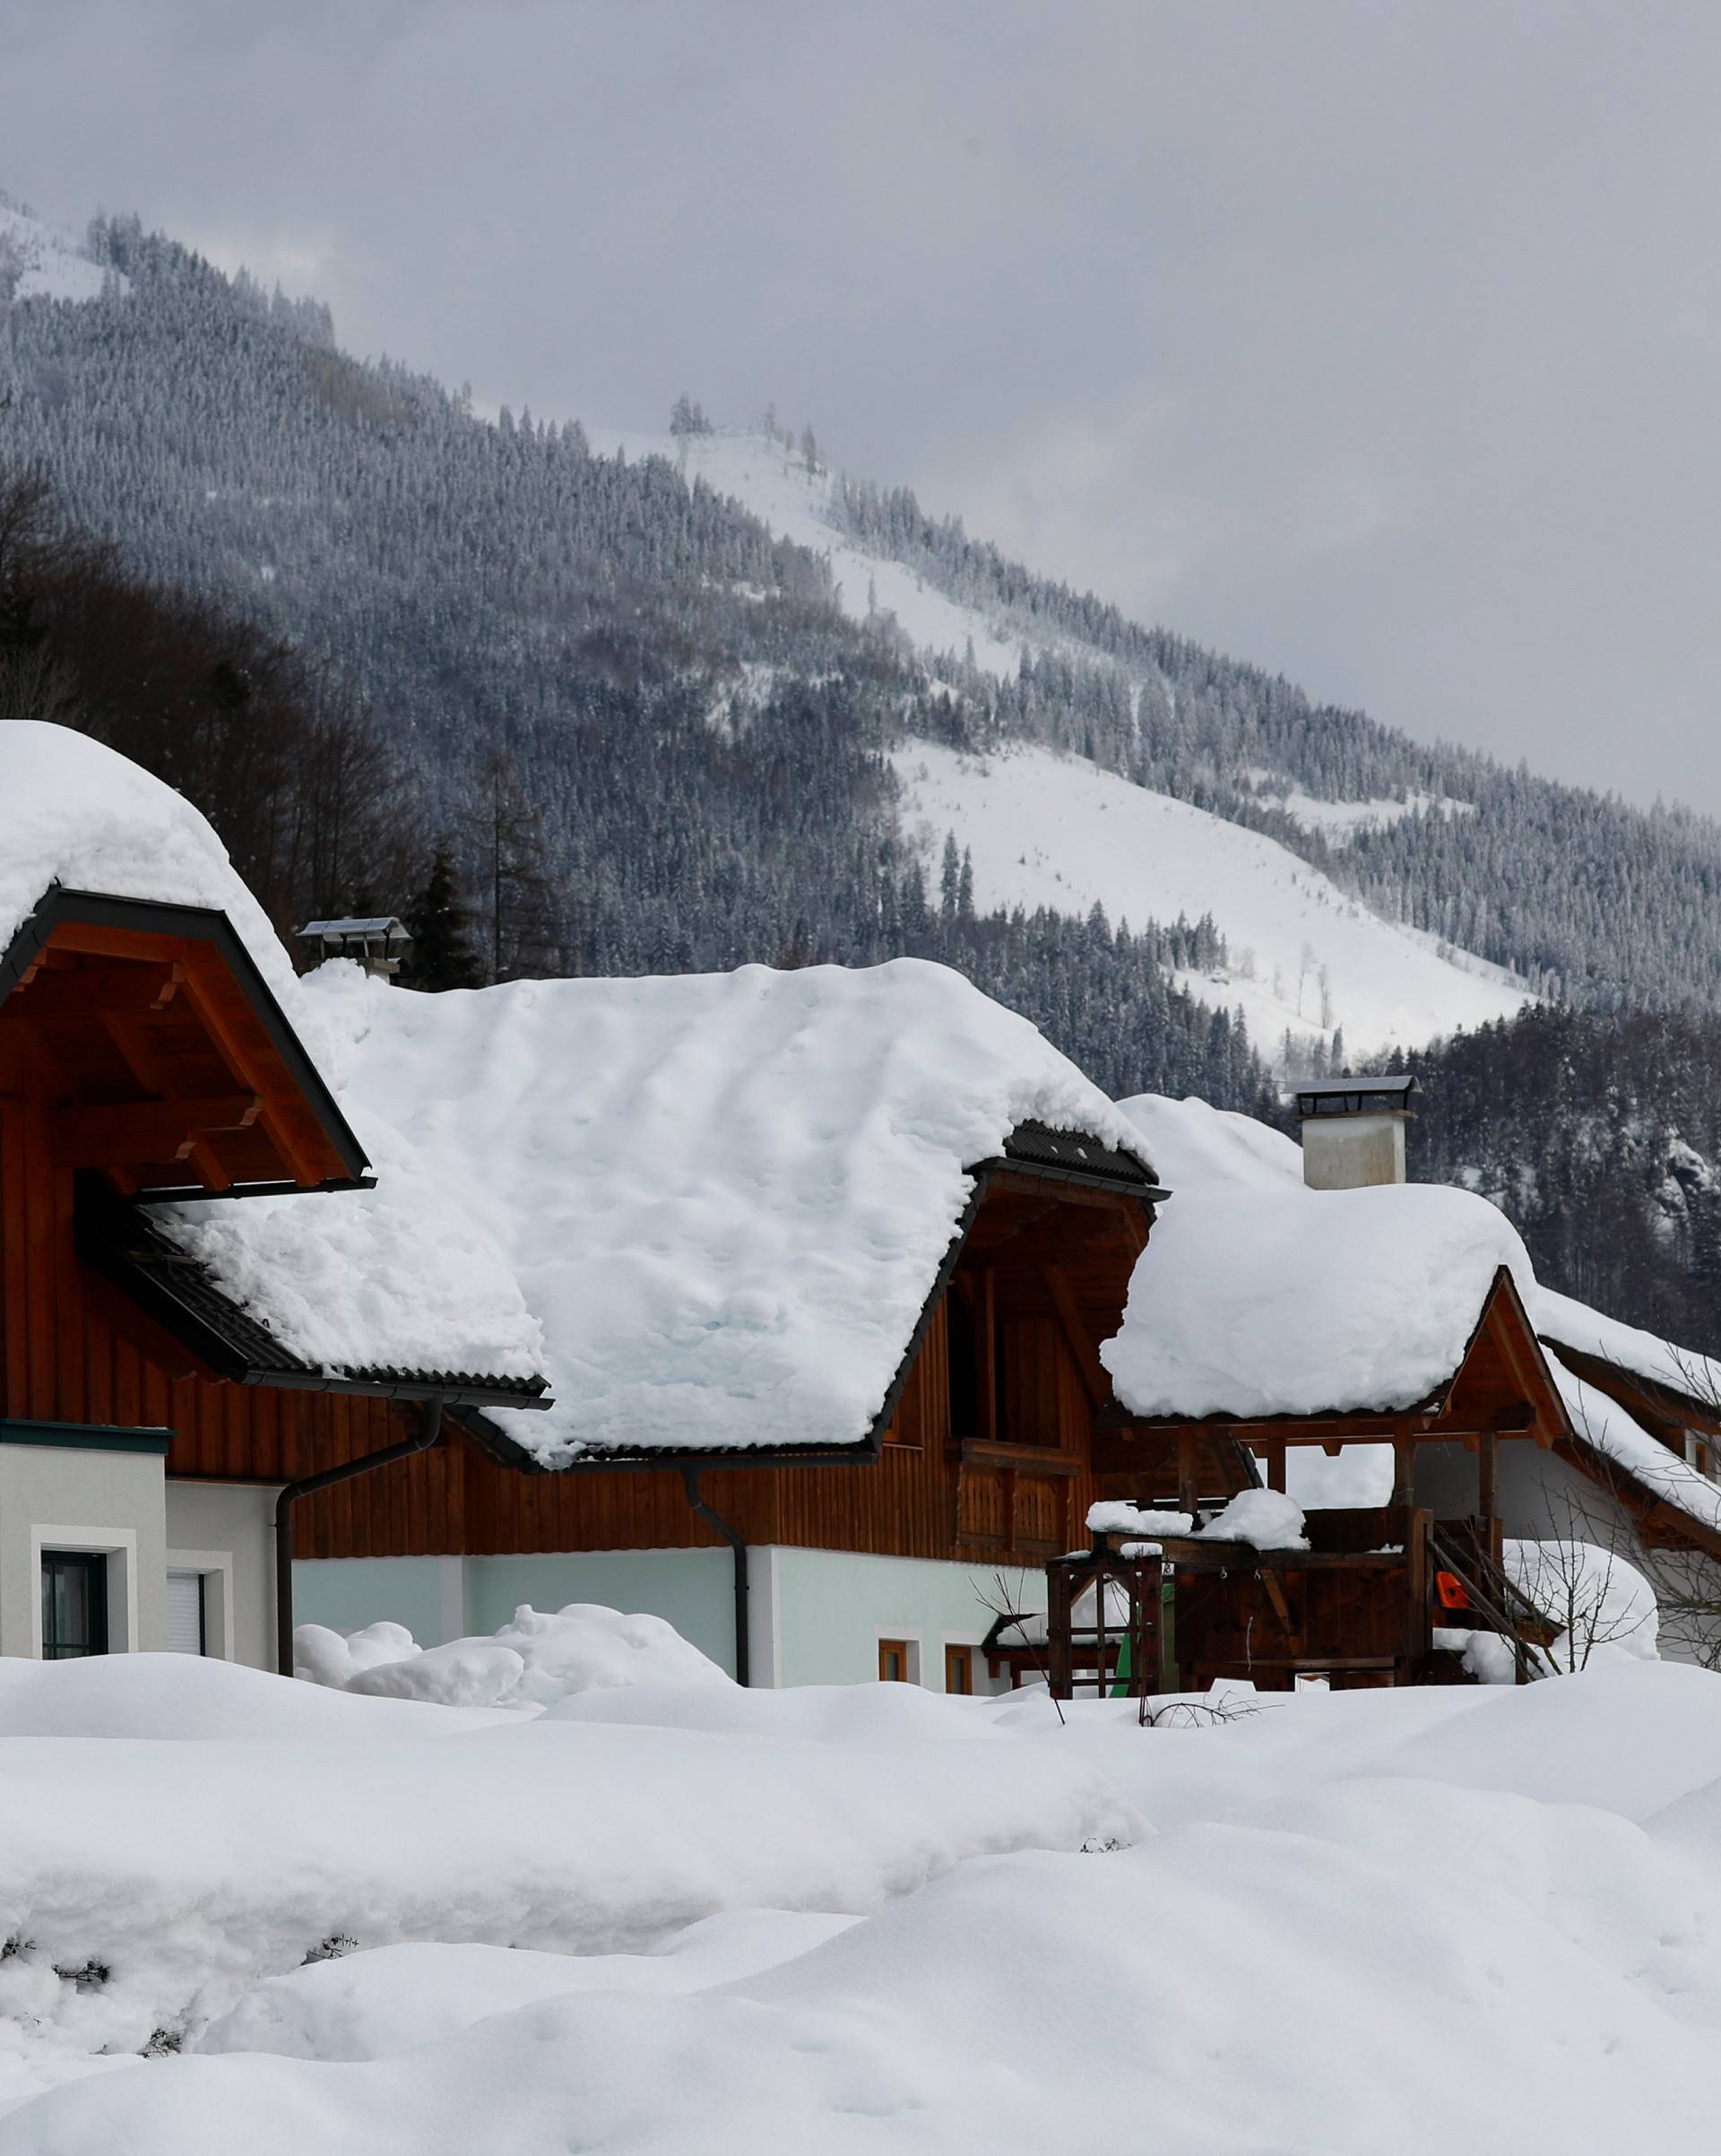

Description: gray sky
[5,0,1721,810]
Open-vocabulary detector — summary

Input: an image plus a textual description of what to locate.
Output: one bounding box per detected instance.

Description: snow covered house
[1084,1086,1721,1682]
[275,957,1213,1687]
[0,724,547,1669]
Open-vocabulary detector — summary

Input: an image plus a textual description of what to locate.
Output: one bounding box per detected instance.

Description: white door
[165,1570,205,1655]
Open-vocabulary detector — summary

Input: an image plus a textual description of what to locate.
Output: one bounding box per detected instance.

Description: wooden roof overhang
[466,1121,1168,1474]
[1092,1267,1571,1473]
[1539,1337,1721,1444]
[1535,1339,1721,1562]
[0,887,371,1198]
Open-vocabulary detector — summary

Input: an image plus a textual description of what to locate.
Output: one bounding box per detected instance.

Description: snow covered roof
[1102,1092,1537,1422]
[0,724,543,1398]
[1535,1286,1721,1421]
[281,957,1158,1464]
[0,723,302,1006]
[1548,1353,1721,1547]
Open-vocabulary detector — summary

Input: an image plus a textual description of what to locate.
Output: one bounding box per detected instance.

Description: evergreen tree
[402,844,484,990]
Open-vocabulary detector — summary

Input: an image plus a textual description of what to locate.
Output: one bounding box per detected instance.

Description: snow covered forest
[5,200,1721,1335]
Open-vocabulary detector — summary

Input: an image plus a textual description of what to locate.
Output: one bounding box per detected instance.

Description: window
[878,1638,911,1683]
[166,1570,207,1655]
[40,1552,108,1660]
[945,1643,974,1695]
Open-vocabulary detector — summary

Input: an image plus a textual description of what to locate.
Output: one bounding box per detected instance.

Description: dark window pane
[40,1553,108,1659]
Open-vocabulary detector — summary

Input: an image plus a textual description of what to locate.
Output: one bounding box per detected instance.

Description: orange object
[1434,1571,1470,1611]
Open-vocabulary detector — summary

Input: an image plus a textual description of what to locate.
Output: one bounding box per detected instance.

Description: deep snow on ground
[3,1656,1721,2151]
[894,739,1531,1057]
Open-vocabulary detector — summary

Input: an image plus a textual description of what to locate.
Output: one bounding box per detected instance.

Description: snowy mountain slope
[0,199,117,303]
[591,428,1024,676]
[892,740,1531,1056]
[597,429,1517,1055]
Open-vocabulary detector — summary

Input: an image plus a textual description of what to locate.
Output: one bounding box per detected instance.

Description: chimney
[298,916,413,983]
[1293,1074,1418,1190]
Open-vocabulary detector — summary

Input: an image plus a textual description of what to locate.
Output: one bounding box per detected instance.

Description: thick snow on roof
[290,957,1153,1461]
[1536,1285,1721,1415]
[0,724,537,1387]
[160,1104,545,1385]
[0,723,298,1001]
[1549,1354,1721,1541]
[1103,1094,1535,1420]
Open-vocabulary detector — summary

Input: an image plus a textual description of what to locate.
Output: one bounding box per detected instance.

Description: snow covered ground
[895,739,1531,1057]
[0,200,117,304]
[2,1651,1721,2152]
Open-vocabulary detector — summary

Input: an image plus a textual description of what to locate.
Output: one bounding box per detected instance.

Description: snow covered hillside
[895,740,1531,1056]
[591,426,1025,676]
[0,199,117,304]
[4,1653,1721,2152]
[598,429,1527,1057]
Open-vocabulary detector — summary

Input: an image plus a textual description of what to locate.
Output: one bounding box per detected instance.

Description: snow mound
[0,1660,1137,2072]
[0,1651,502,1741]
[288,954,1151,1460]
[198,1912,856,2062]
[1199,1489,1310,1550]
[545,1678,1006,1744]
[331,1605,733,1710]
[1103,1181,1534,1420]
[1504,1537,1660,1670]
[14,1669,1721,2155]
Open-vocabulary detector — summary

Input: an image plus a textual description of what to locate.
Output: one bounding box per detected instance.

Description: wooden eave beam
[50,1094,262,1168]
[0,963,185,1021]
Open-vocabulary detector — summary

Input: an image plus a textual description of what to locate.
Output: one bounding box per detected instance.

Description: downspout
[680,1464,749,1686]
[274,1396,445,1677]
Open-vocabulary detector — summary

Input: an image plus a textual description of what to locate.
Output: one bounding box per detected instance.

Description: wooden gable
[0,888,368,1197]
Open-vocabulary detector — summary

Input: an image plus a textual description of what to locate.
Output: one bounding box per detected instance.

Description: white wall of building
[0,1435,169,1656]
[293,1541,1046,1692]
[165,1480,278,1667]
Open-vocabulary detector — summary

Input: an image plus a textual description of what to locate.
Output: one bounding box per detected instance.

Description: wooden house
[273,958,1186,1688]
[0,725,545,1670]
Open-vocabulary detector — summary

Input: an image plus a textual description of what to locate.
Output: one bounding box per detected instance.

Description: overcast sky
[5,1,1720,809]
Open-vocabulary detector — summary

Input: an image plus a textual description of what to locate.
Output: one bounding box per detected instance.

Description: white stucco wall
[0,1436,169,1657]
[165,1479,279,1668]
[292,1542,1046,1691]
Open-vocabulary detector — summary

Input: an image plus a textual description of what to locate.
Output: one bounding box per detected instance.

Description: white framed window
[30,1528,137,1658]
[940,1632,990,1694]
[165,1549,236,1659]
[877,1632,923,1684]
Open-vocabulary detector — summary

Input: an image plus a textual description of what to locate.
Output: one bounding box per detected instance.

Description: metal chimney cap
[1292,1074,1419,1121]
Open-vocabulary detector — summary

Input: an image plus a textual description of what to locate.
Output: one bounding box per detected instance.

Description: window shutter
[166,1570,205,1655]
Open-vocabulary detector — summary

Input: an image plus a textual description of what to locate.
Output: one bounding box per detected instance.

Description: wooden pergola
[1041,1268,1571,1696]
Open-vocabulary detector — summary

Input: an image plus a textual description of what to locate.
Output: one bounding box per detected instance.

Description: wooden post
[1178,1431,1202,1518]
[1401,1507,1431,1683]
[1047,1561,1074,1701]
[1476,1430,1501,1572]
[977,1271,998,1447]
[1389,1425,1415,1510]
[1265,1442,1287,1494]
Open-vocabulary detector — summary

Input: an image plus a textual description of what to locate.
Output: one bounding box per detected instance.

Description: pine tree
[402,844,484,990]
